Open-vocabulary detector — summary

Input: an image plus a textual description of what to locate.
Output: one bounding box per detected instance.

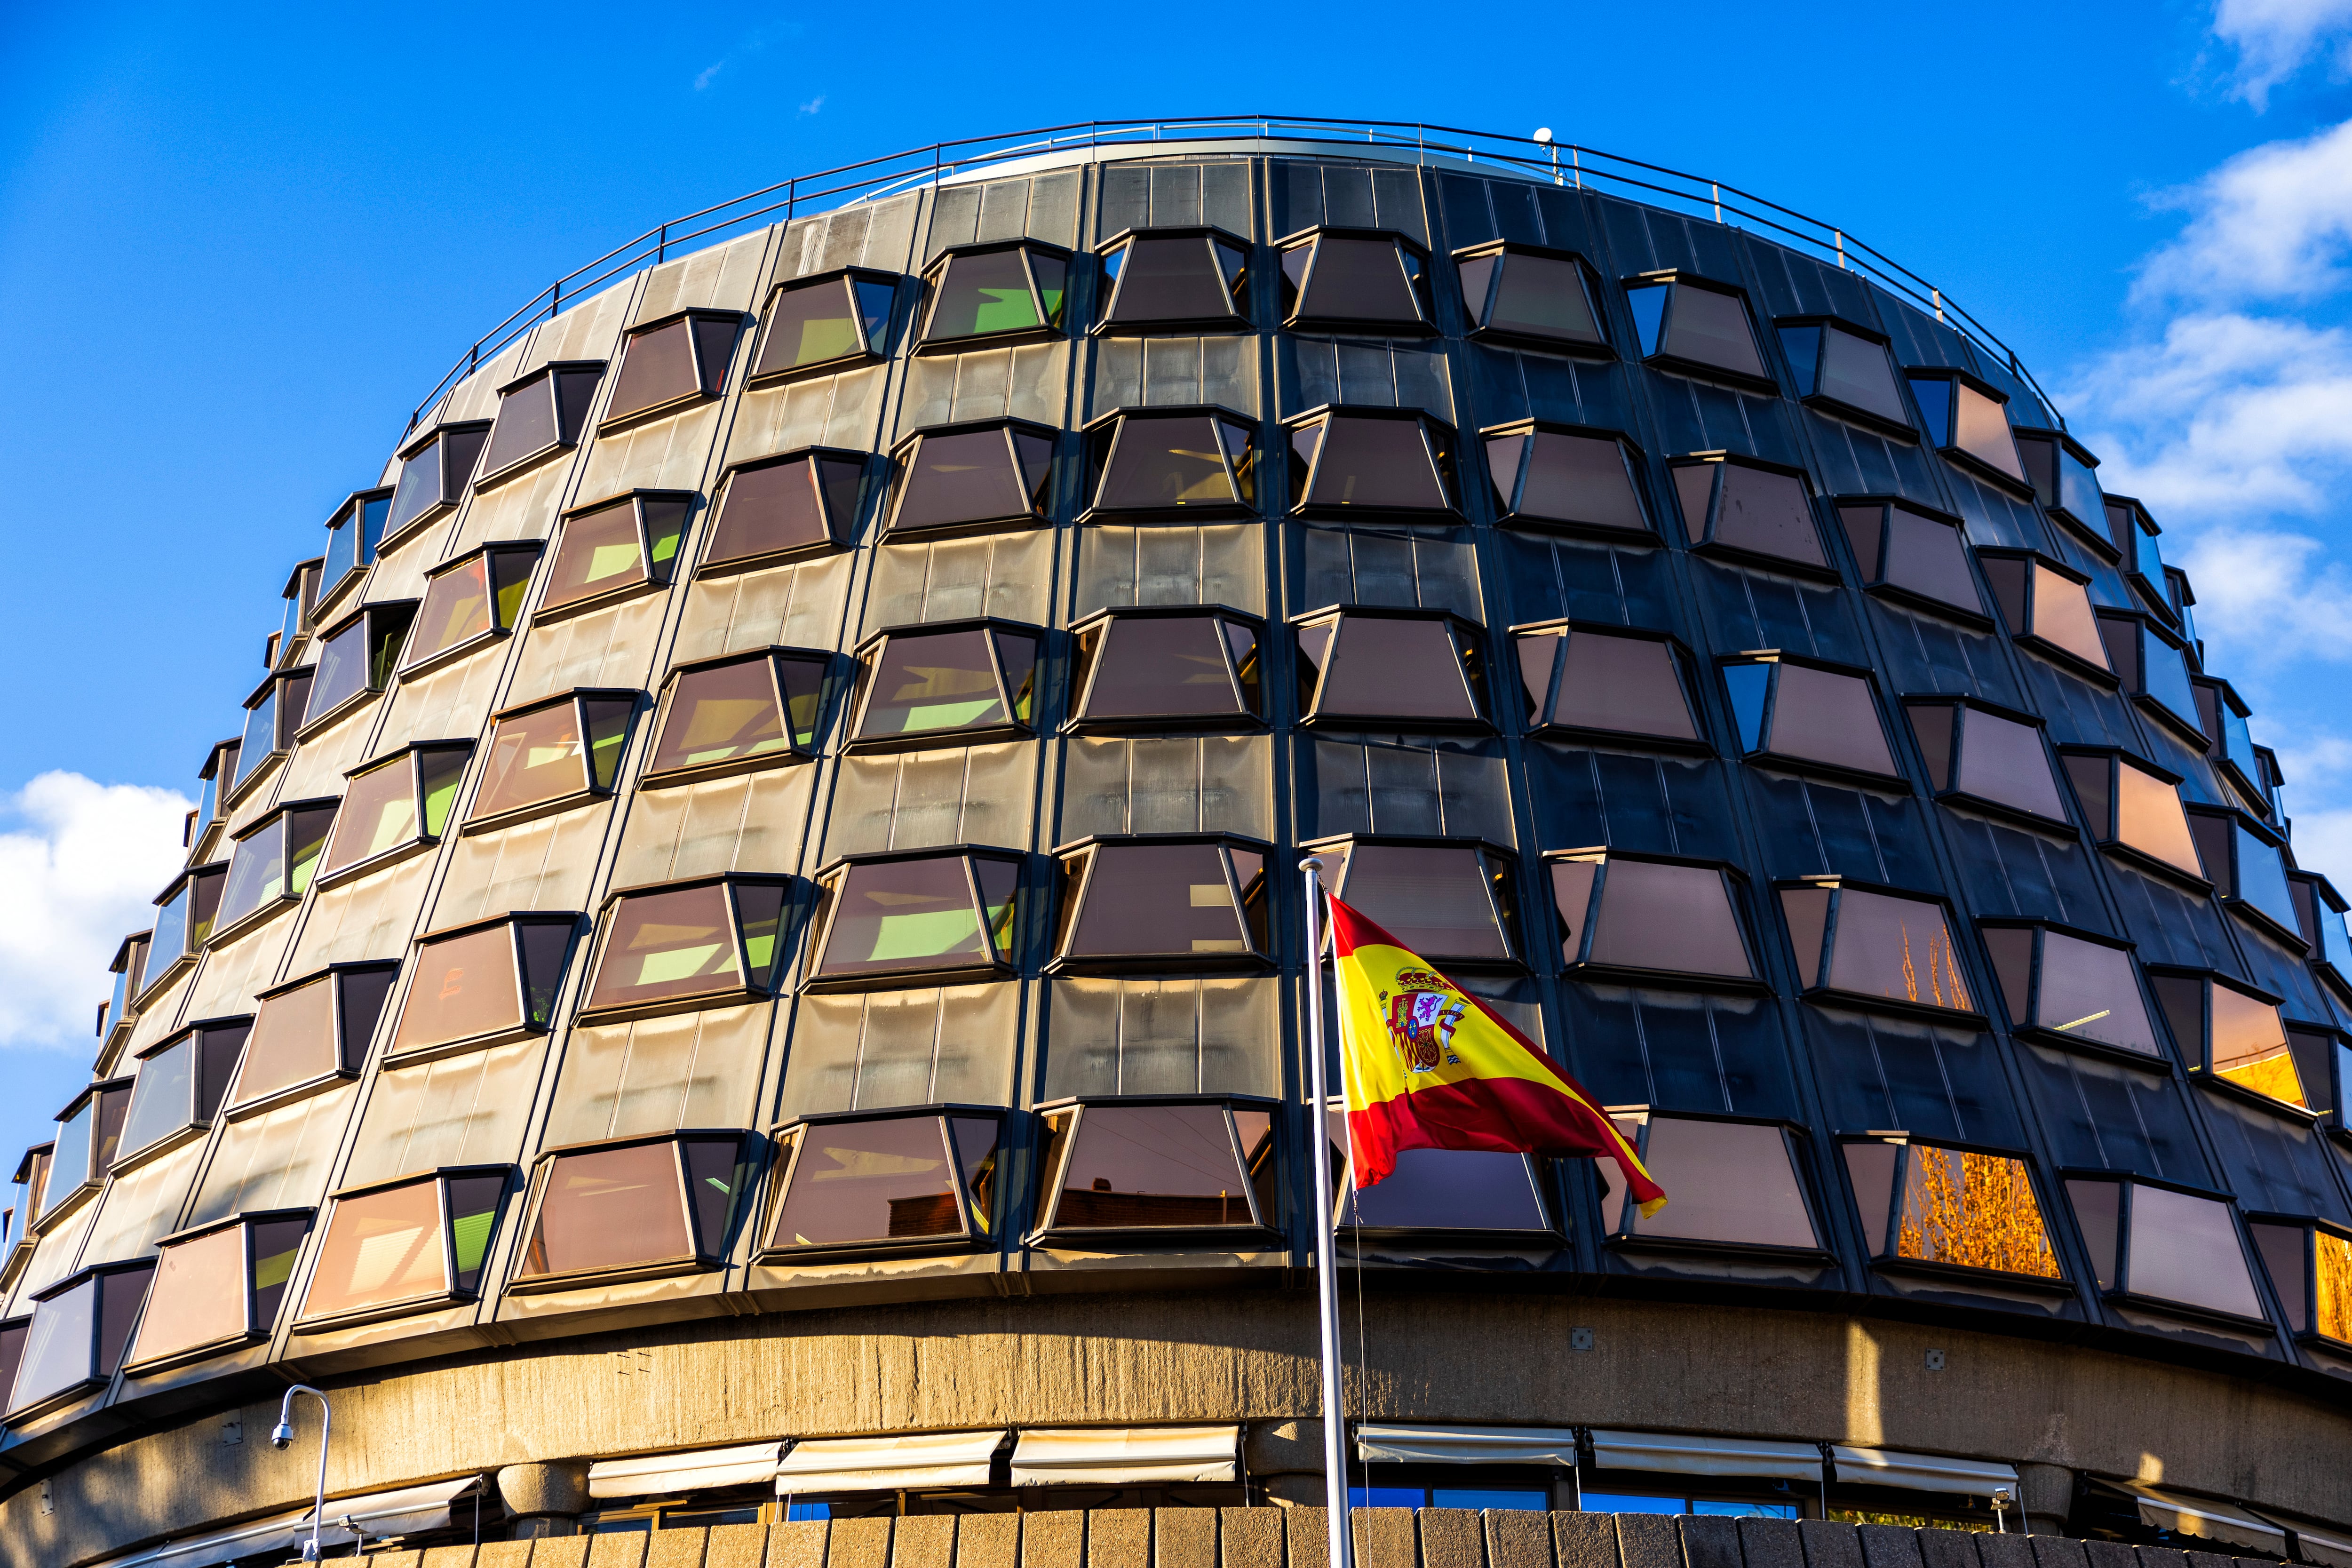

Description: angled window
[752,267,899,382]
[116,1017,248,1167]
[1721,654,1899,783]
[1978,922,2160,1057]
[232,962,398,1112]
[215,800,337,937]
[1318,836,1520,964]
[1905,370,2026,490]
[850,621,1038,748]
[1776,318,1910,434]
[1082,408,1256,517]
[2247,1218,2352,1346]
[1622,272,1771,390]
[1455,242,1607,351]
[2059,748,2206,886]
[272,557,323,669]
[477,360,604,487]
[1276,229,1433,334]
[919,241,1070,346]
[810,852,1021,987]
[644,648,830,787]
[1837,499,1986,623]
[37,1079,131,1223]
[145,862,228,990]
[122,1210,310,1371]
[703,448,866,572]
[1974,550,2111,680]
[295,1167,510,1327]
[1069,610,1261,727]
[764,1111,1001,1255]
[2185,808,2303,949]
[2013,429,2112,556]
[2289,871,2352,976]
[1672,454,1828,575]
[1601,1113,1821,1253]
[318,486,394,609]
[229,664,315,800]
[1096,227,1249,331]
[1780,878,1977,1018]
[885,421,1056,538]
[8,1146,48,1248]
[389,913,576,1060]
[2149,969,2306,1108]
[1513,622,1701,748]
[1549,851,1756,985]
[399,542,541,676]
[2102,493,2177,620]
[2194,677,2269,812]
[465,689,636,829]
[604,309,740,427]
[1903,699,2067,826]
[2064,1175,2264,1323]
[581,875,793,1022]
[1481,422,1650,535]
[1330,1129,1554,1239]
[190,739,239,858]
[320,742,471,883]
[383,420,489,544]
[1052,836,1271,968]
[1032,1098,1279,1239]
[2095,612,2202,742]
[5,1259,155,1419]
[538,491,691,619]
[302,600,417,733]
[102,932,152,1054]
[1841,1137,2062,1283]
[1295,610,1486,729]
[1287,408,1458,515]
[512,1131,748,1289]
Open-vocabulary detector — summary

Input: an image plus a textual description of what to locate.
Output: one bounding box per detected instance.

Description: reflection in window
[1071,611,1260,724]
[148,863,228,983]
[6,1261,154,1417]
[1043,976,1278,1099]
[886,422,1056,538]
[753,269,898,381]
[468,691,636,827]
[703,449,866,571]
[1514,623,1699,746]
[2060,750,2204,882]
[1277,230,1432,332]
[1323,838,1518,963]
[478,360,604,486]
[1603,1115,1818,1250]
[2095,613,2201,739]
[322,743,470,881]
[514,1133,745,1285]
[124,1211,310,1369]
[303,601,416,730]
[1084,410,1256,514]
[118,1018,247,1165]
[812,852,1019,984]
[384,421,490,541]
[1903,701,2066,824]
[2064,1176,2264,1321]
[1054,838,1269,964]
[1777,320,1909,431]
[2248,1220,2352,1343]
[215,801,336,933]
[401,544,540,674]
[1837,500,1984,621]
[1977,552,2109,677]
[1623,275,1770,387]
[192,740,238,853]
[2016,431,2112,552]
[1097,229,1248,330]
[273,558,323,670]
[1329,1118,1552,1235]
[296,1169,508,1324]
[319,486,394,604]
[389,915,575,1059]
[1033,1100,1277,1234]
[2186,810,2303,944]
[1673,457,1826,572]
[1842,1138,2060,1280]
[2150,971,2304,1108]
[605,310,740,425]
[851,622,1037,744]
[1781,881,1974,1015]
[645,649,828,785]
[1550,852,1753,982]
[103,932,151,1048]
[1296,611,1486,727]
[919,243,1069,344]
[1721,656,1898,781]
[582,877,789,1020]
[766,1114,999,1252]
[235,963,397,1109]
[230,666,314,796]
[2196,678,2270,813]
[539,492,691,618]
[40,1079,131,1219]
[1482,424,1650,534]
[1978,924,2159,1056]
[1456,243,1606,350]
[1286,411,1459,516]
[1906,371,2026,487]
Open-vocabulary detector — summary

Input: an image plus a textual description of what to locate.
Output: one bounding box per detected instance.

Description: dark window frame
[1976,918,2164,1066]
[297,598,419,740]
[1545,848,1762,990]
[761,1106,1007,1262]
[1511,619,1708,754]
[2094,609,2205,746]
[230,960,400,1116]
[293,1163,514,1331]
[2146,964,2314,1114]
[1079,406,1259,521]
[102,931,153,1058]
[579,873,796,1024]
[1904,367,2030,496]
[316,485,396,621]
[1599,1108,1833,1261]
[2244,1212,2352,1349]
[34,1077,132,1230]
[883,419,1058,541]
[114,1014,250,1172]
[2011,427,2117,563]
[1065,606,1266,734]
[475,358,606,490]
[1620,270,1776,395]
[190,737,240,860]
[397,541,544,680]
[461,687,640,834]
[1293,607,1490,732]
[2288,869,2352,980]
[2102,491,2179,625]
[602,308,744,430]
[1837,1132,2071,1293]
[1773,314,1914,438]
[383,419,491,551]
[120,1206,312,1374]
[1777,875,1986,1025]
[1976,548,2117,686]
[1093,225,1251,334]
[535,489,695,624]
[3,1257,156,1421]
[700,446,868,574]
[917,240,1073,350]
[1671,452,1834,580]
[225,663,317,808]
[1901,695,2070,830]
[2059,1168,2271,1330]
[2193,675,2270,814]
[1274,226,1435,335]
[807,848,1024,993]
[2184,805,2307,954]
[1835,494,1990,627]
[1720,651,1906,788]
[318,740,475,887]
[1028,1093,1283,1245]
[1049,832,1275,974]
[213,797,339,943]
[509,1129,751,1293]
[2055,746,2211,893]
[1310,831,1526,970]
[272,556,324,671]
[751,266,903,385]
[142,862,229,1002]
[1284,405,1461,518]
[847,617,1042,754]
[387,911,580,1064]
[1478,420,1653,538]
[1452,239,1611,355]
[643,646,834,789]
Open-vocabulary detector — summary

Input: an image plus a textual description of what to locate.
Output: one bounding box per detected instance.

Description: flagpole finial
[1299,855,1326,873]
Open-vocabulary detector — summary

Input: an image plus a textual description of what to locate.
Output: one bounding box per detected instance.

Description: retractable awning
[95,1474,486,1567]
[2113,1482,2289,1554]
[774,1431,1007,1495]
[1590,1430,1823,1483]
[1830,1447,2018,1497]
[1010,1425,1241,1486]
[589,1441,784,1498]
[1356,1423,1579,1466]
[2269,1515,2352,1568]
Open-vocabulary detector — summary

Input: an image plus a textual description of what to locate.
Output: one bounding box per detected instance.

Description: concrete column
[2015,1463,2074,1538]
[497,1460,593,1539]
[1244,1420,1329,1508]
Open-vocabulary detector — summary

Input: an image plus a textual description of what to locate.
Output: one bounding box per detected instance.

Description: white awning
[774,1431,1006,1495]
[1590,1430,1822,1482]
[1357,1423,1579,1467]
[2120,1483,2289,1554]
[1010,1425,1241,1487]
[95,1475,485,1567]
[590,1441,785,1499]
[1830,1447,2018,1497]
[2271,1515,2352,1568]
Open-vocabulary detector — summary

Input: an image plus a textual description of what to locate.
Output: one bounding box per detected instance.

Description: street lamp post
[270,1385,333,1562]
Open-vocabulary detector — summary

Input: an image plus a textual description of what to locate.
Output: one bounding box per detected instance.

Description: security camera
[270,1422,295,1449]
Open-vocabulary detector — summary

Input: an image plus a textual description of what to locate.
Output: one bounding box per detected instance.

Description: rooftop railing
[405,114,2061,433]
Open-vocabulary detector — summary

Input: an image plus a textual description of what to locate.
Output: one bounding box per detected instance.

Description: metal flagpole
[1298,856,1354,1568]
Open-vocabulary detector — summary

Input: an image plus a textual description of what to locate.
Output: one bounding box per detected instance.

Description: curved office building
[8,120,2352,1567]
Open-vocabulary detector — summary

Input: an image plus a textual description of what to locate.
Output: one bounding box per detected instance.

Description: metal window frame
[387,910,581,1064]
[2053,744,2212,893]
[1833,493,1990,627]
[383,419,492,551]
[1975,917,2162,1066]
[760,1106,1007,1263]
[316,740,474,887]
[1454,239,1611,356]
[882,418,1059,540]
[805,848,1023,993]
[1720,650,1906,788]
[1670,451,1835,580]
[1901,366,2030,497]
[1772,314,1913,438]
[475,358,608,491]
[460,687,640,834]
[1776,874,1987,1025]
[1478,418,1653,538]
[1274,226,1434,334]
[212,797,339,945]
[1078,404,1259,521]
[1065,605,1265,732]
[700,446,869,574]
[1511,618,1707,752]
[1093,225,1252,334]
[846,616,1043,753]
[578,872,796,1024]
[1621,269,1776,394]
[533,489,697,624]
[113,1013,251,1173]
[751,266,904,385]
[1027,1093,1283,1245]
[1544,846,1763,990]
[1899,694,2069,830]
[1836,1131,2072,1293]
[296,598,420,741]
[1601,1107,1834,1261]
[1292,605,1489,732]
[294,1163,515,1331]
[2,1256,158,1422]
[1308,830,1525,970]
[1048,832,1275,974]
[643,645,834,789]
[508,1128,752,1293]
[601,308,746,431]
[316,484,397,621]
[230,960,400,1117]
[1283,404,1461,517]
[916,239,1073,350]
[121,1205,314,1374]
[2059,1168,2273,1330]
[397,540,545,680]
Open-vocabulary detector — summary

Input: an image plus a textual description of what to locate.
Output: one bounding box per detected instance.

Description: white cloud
[2213,0,2352,106]
[0,772,189,1052]
[2133,118,2352,304]
[694,61,724,91]
[799,95,825,115]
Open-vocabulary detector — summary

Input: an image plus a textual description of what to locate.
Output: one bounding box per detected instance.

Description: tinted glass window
[589,884,746,1011]
[237,973,339,1105]
[928,249,1042,339]
[1339,1143,1548,1230]
[302,1179,445,1319]
[119,1037,194,1158]
[2212,984,2299,1105]
[1310,618,1475,720]
[482,372,560,476]
[393,922,524,1053]
[1952,381,2026,482]
[819,858,1009,977]
[325,756,417,876]
[1298,417,1446,511]
[2022,564,2108,669]
[1815,326,1907,423]
[521,1141,691,1278]
[1662,285,1764,380]
[759,277,871,374]
[2116,761,2201,874]
[1876,509,1979,613]
[2128,1185,2262,1317]
[131,1223,250,1364]
[1953,709,2066,821]
[1627,1119,1814,1247]
[773,1117,964,1247]
[1491,430,1647,533]
[216,817,290,929]
[1049,1105,1259,1228]
[10,1275,97,1411]
[1478,252,1602,346]
[1762,663,1894,777]
[473,701,597,820]
[1103,235,1236,325]
[1079,616,1252,720]
[306,615,375,721]
[1295,237,1422,325]
[894,429,1044,532]
[1568,859,1750,978]
[859,629,1009,738]
[1706,465,1822,567]
[652,658,794,775]
[1818,888,1971,1011]
[2036,932,2160,1054]
[407,557,493,666]
[1893,1146,2058,1277]
[708,454,854,565]
[607,318,698,421]
[2233,824,2300,934]
[1541,631,1695,741]
[1339,845,1510,959]
[1096,415,1240,509]
[542,499,674,613]
[1063,843,1253,957]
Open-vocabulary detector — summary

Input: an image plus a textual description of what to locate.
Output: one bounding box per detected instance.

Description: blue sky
[5,0,2352,1173]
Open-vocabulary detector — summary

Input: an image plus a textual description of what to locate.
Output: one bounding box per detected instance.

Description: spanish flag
[1331,895,1665,1215]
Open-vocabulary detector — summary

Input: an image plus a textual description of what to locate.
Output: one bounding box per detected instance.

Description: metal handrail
[404,114,2061,432]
